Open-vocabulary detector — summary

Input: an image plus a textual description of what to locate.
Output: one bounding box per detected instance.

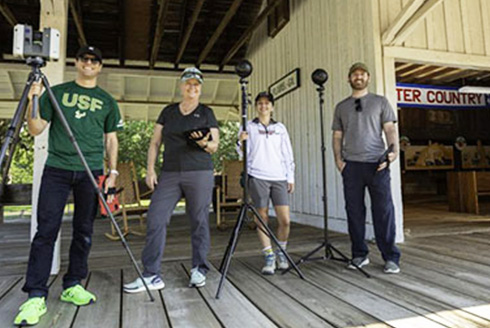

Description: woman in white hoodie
[238,91,295,275]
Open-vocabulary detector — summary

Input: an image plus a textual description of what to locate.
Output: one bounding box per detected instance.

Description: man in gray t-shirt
[332,62,401,274]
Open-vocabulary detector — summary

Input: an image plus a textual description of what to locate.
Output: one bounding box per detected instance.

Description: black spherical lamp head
[311,69,329,86]
[235,60,253,79]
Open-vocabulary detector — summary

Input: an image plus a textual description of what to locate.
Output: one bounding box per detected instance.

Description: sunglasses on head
[355,98,362,112]
[78,56,101,64]
[182,72,203,80]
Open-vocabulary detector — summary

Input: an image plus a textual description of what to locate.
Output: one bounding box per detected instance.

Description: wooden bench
[447,171,490,214]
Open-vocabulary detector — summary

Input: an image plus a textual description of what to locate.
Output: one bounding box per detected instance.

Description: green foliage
[117,120,159,180]
[0,119,240,184]
[212,121,240,172]
[0,120,34,184]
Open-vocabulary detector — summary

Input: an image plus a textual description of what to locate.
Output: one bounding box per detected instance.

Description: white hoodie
[237,118,295,183]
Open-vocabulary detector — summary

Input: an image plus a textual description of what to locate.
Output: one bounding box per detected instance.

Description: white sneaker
[123,275,165,294]
[276,250,289,270]
[189,267,206,288]
[261,254,276,275]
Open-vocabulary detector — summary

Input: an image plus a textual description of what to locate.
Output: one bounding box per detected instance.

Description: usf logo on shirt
[62,93,104,119]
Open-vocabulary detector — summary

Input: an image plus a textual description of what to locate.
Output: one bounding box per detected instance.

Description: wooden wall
[246,0,401,240]
[378,0,490,56]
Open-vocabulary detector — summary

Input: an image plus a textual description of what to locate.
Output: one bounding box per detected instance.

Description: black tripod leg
[248,205,305,279]
[218,205,246,273]
[216,205,248,299]
[281,242,327,275]
[40,75,155,302]
[0,73,34,185]
[329,244,371,278]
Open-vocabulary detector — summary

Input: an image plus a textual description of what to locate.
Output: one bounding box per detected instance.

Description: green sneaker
[60,285,96,306]
[14,297,47,326]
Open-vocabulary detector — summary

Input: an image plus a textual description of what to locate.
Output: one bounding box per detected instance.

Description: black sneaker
[347,256,370,270]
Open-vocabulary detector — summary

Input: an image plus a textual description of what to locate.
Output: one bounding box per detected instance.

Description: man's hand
[336,159,346,173]
[377,152,397,171]
[104,173,117,203]
[146,170,158,190]
[28,81,43,101]
[287,183,295,193]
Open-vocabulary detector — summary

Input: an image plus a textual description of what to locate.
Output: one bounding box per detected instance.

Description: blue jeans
[23,166,102,298]
[342,161,401,264]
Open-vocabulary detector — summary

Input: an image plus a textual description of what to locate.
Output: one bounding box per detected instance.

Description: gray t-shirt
[332,93,396,162]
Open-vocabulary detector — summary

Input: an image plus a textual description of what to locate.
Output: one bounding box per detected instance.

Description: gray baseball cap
[181,67,203,84]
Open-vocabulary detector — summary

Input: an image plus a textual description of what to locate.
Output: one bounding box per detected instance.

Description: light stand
[282,69,370,278]
[215,60,305,299]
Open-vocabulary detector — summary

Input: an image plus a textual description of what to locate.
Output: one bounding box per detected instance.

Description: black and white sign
[268,68,301,100]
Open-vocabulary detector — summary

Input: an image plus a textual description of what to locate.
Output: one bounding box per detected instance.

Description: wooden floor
[1,208,490,328]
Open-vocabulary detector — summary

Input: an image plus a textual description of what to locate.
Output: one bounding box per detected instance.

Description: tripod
[0,56,155,301]
[215,60,305,299]
[283,69,370,278]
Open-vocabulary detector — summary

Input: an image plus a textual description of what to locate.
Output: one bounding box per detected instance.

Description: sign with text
[269,68,300,100]
[396,83,490,109]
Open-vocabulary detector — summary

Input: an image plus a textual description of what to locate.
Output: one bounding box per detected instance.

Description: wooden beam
[118,0,125,66]
[382,0,425,45]
[221,0,284,67]
[175,0,205,66]
[384,46,490,70]
[391,0,445,46]
[175,0,188,67]
[69,0,87,46]
[197,0,243,66]
[0,0,17,26]
[149,0,171,69]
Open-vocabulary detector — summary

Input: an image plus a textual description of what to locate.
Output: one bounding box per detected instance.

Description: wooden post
[31,0,68,275]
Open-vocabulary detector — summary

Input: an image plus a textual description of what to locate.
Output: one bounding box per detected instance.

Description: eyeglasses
[355,98,362,112]
[78,56,101,65]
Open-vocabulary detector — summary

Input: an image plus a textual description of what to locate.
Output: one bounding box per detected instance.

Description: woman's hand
[239,132,248,142]
[146,170,158,190]
[190,131,210,149]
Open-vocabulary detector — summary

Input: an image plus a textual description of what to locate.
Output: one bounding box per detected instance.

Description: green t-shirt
[39,81,123,171]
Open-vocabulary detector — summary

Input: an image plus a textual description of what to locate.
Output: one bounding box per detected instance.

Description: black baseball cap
[76,45,103,63]
[255,91,274,105]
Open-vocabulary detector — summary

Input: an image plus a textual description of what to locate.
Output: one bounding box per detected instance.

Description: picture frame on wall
[404,144,454,170]
[268,68,301,101]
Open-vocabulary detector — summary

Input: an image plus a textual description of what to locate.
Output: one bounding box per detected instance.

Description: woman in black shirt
[124,67,219,292]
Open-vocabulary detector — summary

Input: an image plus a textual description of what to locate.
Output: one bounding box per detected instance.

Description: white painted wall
[246,0,404,242]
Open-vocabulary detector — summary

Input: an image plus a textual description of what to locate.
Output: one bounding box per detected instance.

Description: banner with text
[396,83,490,109]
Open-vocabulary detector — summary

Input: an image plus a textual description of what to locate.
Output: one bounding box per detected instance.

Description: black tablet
[184,127,211,141]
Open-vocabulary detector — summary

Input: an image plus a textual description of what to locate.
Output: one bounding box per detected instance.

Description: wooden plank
[238,257,390,328]
[210,259,335,328]
[161,263,221,328]
[0,275,21,300]
[122,269,169,328]
[382,0,425,45]
[285,261,446,328]
[175,0,205,65]
[481,0,490,56]
[196,0,244,66]
[393,0,445,45]
[36,275,78,328]
[73,270,121,328]
[221,0,284,67]
[69,0,87,46]
[384,46,490,70]
[181,262,278,328]
[460,171,479,214]
[302,259,490,328]
[443,0,465,53]
[149,0,171,68]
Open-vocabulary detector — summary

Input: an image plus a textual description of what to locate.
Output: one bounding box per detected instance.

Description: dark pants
[342,161,401,264]
[23,166,102,298]
[142,170,214,277]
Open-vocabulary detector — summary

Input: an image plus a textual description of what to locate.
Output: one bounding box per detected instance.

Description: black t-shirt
[157,103,218,171]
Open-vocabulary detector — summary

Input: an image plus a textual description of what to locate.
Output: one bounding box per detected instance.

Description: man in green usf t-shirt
[14,46,123,327]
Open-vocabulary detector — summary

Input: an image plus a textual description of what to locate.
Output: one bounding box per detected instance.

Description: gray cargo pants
[142,170,214,276]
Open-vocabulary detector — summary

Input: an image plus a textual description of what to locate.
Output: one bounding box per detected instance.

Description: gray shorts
[249,176,289,208]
